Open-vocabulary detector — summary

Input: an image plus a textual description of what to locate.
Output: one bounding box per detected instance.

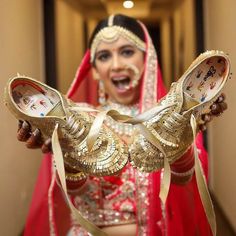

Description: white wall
[0,0,44,235]
[204,0,236,231]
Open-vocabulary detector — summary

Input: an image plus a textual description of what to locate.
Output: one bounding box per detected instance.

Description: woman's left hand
[199,93,227,131]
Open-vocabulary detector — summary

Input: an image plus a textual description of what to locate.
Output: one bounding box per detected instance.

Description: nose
[110,54,123,71]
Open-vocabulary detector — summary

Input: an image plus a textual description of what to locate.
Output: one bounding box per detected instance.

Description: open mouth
[112,76,131,91]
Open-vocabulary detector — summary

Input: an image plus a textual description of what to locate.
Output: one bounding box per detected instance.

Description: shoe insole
[11,80,62,117]
[183,56,227,110]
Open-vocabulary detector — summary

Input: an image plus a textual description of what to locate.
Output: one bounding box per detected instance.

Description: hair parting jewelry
[108,14,115,27]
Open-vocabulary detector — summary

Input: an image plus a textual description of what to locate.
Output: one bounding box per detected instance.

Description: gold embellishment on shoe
[4,76,129,177]
[129,50,230,173]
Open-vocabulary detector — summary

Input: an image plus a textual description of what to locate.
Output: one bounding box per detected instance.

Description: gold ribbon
[72,103,174,152]
[159,157,171,204]
[52,124,108,236]
[190,115,216,236]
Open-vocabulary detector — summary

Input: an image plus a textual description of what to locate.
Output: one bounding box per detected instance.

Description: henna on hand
[41,138,52,153]
[17,121,31,141]
[199,93,227,131]
[17,120,52,153]
[210,93,227,115]
[26,128,43,149]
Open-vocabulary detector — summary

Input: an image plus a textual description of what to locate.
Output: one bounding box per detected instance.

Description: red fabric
[67,50,98,106]
[23,154,51,236]
[167,132,211,236]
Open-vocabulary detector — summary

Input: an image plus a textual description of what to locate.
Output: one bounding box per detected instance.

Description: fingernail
[205,115,211,122]
[211,104,217,110]
[45,138,51,146]
[199,125,206,131]
[218,96,224,103]
[33,128,40,136]
[18,120,23,129]
[22,121,30,129]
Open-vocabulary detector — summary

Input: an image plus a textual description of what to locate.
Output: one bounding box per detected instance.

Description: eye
[96,52,111,62]
[121,48,135,57]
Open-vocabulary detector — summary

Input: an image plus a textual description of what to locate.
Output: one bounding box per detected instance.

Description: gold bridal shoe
[129,50,231,172]
[4,76,128,176]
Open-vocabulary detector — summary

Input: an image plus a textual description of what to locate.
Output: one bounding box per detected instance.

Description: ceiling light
[123,0,134,9]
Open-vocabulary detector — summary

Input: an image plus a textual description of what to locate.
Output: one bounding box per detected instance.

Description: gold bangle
[171,166,195,177]
[65,171,87,182]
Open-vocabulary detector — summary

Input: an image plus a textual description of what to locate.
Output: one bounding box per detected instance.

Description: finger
[41,145,51,153]
[17,121,31,141]
[18,120,23,131]
[216,93,226,103]
[41,139,52,153]
[26,129,43,148]
[201,114,212,123]
[211,102,227,116]
[219,102,227,111]
[199,124,207,131]
[210,103,222,115]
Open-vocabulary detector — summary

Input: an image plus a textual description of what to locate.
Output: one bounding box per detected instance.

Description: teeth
[111,76,131,90]
[117,82,126,89]
[112,76,127,81]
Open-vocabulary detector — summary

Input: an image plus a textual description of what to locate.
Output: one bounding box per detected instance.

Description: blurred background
[0,0,235,235]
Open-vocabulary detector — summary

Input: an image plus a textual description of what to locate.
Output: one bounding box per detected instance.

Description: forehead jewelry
[108,14,114,27]
[90,15,146,62]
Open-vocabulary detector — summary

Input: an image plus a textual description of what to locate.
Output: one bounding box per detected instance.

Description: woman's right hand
[17,120,52,153]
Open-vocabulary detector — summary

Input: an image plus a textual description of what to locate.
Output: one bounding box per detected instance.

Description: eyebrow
[95,44,135,56]
[95,50,108,56]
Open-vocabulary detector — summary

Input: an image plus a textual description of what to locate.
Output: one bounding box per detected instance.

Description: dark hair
[88,14,145,48]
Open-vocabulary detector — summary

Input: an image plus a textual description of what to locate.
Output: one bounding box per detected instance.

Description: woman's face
[93,36,145,105]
